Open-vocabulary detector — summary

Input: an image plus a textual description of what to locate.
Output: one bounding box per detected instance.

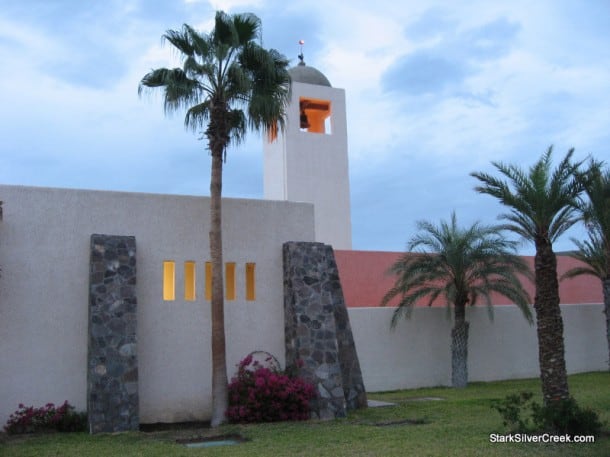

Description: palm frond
[162,28,195,58]
[212,11,238,49]
[548,205,579,242]
[183,24,212,58]
[561,265,600,280]
[561,232,606,280]
[183,56,215,83]
[240,44,291,136]
[226,109,247,147]
[138,68,201,115]
[184,101,211,131]
[232,12,261,45]
[225,62,251,101]
[575,160,610,263]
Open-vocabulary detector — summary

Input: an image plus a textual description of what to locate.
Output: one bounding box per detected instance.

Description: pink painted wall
[335,250,603,308]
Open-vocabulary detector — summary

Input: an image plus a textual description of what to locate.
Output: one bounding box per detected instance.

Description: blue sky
[1,0,608,254]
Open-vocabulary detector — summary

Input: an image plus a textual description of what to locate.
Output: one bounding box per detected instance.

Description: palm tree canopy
[562,229,606,281]
[470,147,584,244]
[577,160,610,253]
[138,12,290,156]
[381,212,533,327]
[564,158,609,281]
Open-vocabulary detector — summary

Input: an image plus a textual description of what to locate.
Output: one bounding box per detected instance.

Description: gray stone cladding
[87,234,138,433]
[283,242,367,419]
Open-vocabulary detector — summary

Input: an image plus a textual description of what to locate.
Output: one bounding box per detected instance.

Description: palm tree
[471,147,583,404]
[381,212,532,388]
[138,12,290,426]
[564,161,610,369]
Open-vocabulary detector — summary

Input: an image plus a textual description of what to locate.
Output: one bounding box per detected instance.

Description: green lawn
[2,372,608,457]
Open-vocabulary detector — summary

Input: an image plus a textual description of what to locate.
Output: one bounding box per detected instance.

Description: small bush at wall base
[227,353,316,423]
[4,401,87,434]
[531,396,603,437]
[492,392,603,437]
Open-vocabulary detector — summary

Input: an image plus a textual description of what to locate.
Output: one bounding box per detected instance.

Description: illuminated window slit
[184,261,196,301]
[163,261,175,301]
[205,262,212,301]
[226,262,236,301]
[246,263,256,301]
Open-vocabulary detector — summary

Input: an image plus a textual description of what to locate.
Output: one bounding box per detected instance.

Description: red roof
[335,250,603,308]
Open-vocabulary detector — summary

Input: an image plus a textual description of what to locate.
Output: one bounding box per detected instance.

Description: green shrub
[531,396,603,437]
[492,392,603,437]
[491,391,534,432]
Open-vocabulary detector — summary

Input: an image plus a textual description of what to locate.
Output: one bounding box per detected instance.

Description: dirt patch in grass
[140,421,210,432]
[372,418,429,426]
[403,396,445,402]
[175,433,249,446]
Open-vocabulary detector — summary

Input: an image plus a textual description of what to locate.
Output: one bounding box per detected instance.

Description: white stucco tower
[263,60,352,249]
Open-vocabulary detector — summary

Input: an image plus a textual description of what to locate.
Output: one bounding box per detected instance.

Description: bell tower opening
[299,97,332,134]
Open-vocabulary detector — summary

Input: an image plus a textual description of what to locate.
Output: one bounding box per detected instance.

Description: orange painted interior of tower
[299,97,331,134]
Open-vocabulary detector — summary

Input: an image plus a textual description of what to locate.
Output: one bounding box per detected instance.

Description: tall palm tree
[471,147,583,404]
[138,12,290,426]
[564,161,610,369]
[381,212,532,388]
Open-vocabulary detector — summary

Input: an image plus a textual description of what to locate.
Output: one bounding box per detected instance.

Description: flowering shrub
[227,353,316,423]
[4,401,87,434]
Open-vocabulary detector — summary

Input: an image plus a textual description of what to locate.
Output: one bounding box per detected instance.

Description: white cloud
[205,0,263,11]
[0,18,64,66]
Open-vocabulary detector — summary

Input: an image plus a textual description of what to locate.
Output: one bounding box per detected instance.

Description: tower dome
[289,61,332,87]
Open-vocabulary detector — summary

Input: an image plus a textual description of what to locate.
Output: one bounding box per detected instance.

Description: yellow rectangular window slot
[163,261,175,301]
[184,261,196,301]
[225,262,236,301]
[245,263,256,301]
[205,262,212,301]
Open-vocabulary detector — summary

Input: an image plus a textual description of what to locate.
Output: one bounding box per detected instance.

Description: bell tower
[263,56,352,249]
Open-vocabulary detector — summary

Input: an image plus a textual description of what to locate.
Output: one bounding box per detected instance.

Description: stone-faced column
[283,242,367,419]
[87,235,138,433]
[322,248,368,411]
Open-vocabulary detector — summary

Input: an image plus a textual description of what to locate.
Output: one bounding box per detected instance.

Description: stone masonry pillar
[283,242,367,419]
[87,234,138,433]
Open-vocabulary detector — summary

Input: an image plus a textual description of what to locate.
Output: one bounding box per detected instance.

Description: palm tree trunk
[605,245,610,371]
[451,303,469,388]
[534,239,570,404]
[603,274,610,370]
[208,104,228,428]
[209,150,228,427]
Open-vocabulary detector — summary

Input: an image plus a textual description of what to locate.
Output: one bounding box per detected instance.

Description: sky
[1,0,608,254]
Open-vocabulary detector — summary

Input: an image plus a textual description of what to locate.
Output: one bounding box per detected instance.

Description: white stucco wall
[0,184,315,425]
[0,184,606,426]
[349,304,607,392]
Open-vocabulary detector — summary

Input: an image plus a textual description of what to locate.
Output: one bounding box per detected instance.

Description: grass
[1,371,608,457]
